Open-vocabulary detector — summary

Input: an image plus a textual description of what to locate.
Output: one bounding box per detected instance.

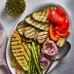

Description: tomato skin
[48,10,69,26]
[55,8,66,17]
[48,10,64,26]
[62,19,69,29]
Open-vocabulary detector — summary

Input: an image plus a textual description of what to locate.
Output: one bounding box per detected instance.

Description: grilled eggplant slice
[24,25,36,39]
[37,31,48,43]
[25,15,49,31]
[32,6,56,23]
[21,36,32,42]
[17,21,26,36]
[11,31,30,71]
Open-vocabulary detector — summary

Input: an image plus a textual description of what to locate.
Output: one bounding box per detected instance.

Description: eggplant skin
[25,15,49,31]
[32,6,56,23]
[21,36,32,42]
[17,21,26,36]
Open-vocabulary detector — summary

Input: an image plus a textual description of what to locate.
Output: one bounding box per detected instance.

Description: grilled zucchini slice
[33,10,42,21]
[11,31,30,71]
[57,38,66,47]
[37,31,48,43]
[17,21,26,36]
[32,6,56,23]
[24,25,36,39]
[38,9,47,22]
[25,15,49,31]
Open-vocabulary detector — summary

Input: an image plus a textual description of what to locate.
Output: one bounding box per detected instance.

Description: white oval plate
[6,2,71,74]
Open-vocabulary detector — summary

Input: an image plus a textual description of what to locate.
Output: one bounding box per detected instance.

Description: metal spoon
[44,41,71,74]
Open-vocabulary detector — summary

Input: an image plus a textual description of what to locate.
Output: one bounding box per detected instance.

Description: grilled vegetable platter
[7,5,71,74]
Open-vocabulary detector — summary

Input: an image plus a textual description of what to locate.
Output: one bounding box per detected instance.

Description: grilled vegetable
[11,58,16,68]
[32,42,42,74]
[28,42,42,74]
[57,38,66,47]
[15,67,22,74]
[27,42,41,74]
[27,54,32,74]
[37,45,41,58]
[32,6,56,23]
[17,21,26,36]
[21,36,32,42]
[40,56,51,70]
[37,31,48,43]
[37,9,47,22]
[24,25,36,39]
[11,31,29,71]
[25,15,49,31]
[32,10,42,21]
[48,24,60,42]
[16,69,22,74]
[48,9,69,26]
[28,52,36,74]
[22,42,30,57]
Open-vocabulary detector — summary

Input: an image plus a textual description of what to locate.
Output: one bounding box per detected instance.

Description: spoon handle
[44,60,54,74]
[44,59,60,74]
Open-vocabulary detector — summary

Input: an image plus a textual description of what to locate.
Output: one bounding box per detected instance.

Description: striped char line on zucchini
[38,9,47,22]
[42,7,50,23]
[32,6,56,23]
[25,15,49,31]
[11,31,30,71]
[33,10,43,21]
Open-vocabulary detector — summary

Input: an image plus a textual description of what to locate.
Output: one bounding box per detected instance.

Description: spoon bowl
[44,41,71,74]
[55,41,71,60]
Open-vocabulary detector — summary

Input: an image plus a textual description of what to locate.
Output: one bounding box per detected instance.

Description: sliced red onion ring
[41,40,58,59]
[40,56,52,70]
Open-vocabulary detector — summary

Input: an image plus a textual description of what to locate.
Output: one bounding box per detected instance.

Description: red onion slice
[40,56,52,70]
[41,40,58,59]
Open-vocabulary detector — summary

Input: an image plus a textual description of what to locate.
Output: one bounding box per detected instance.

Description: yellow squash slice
[11,31,30,71]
